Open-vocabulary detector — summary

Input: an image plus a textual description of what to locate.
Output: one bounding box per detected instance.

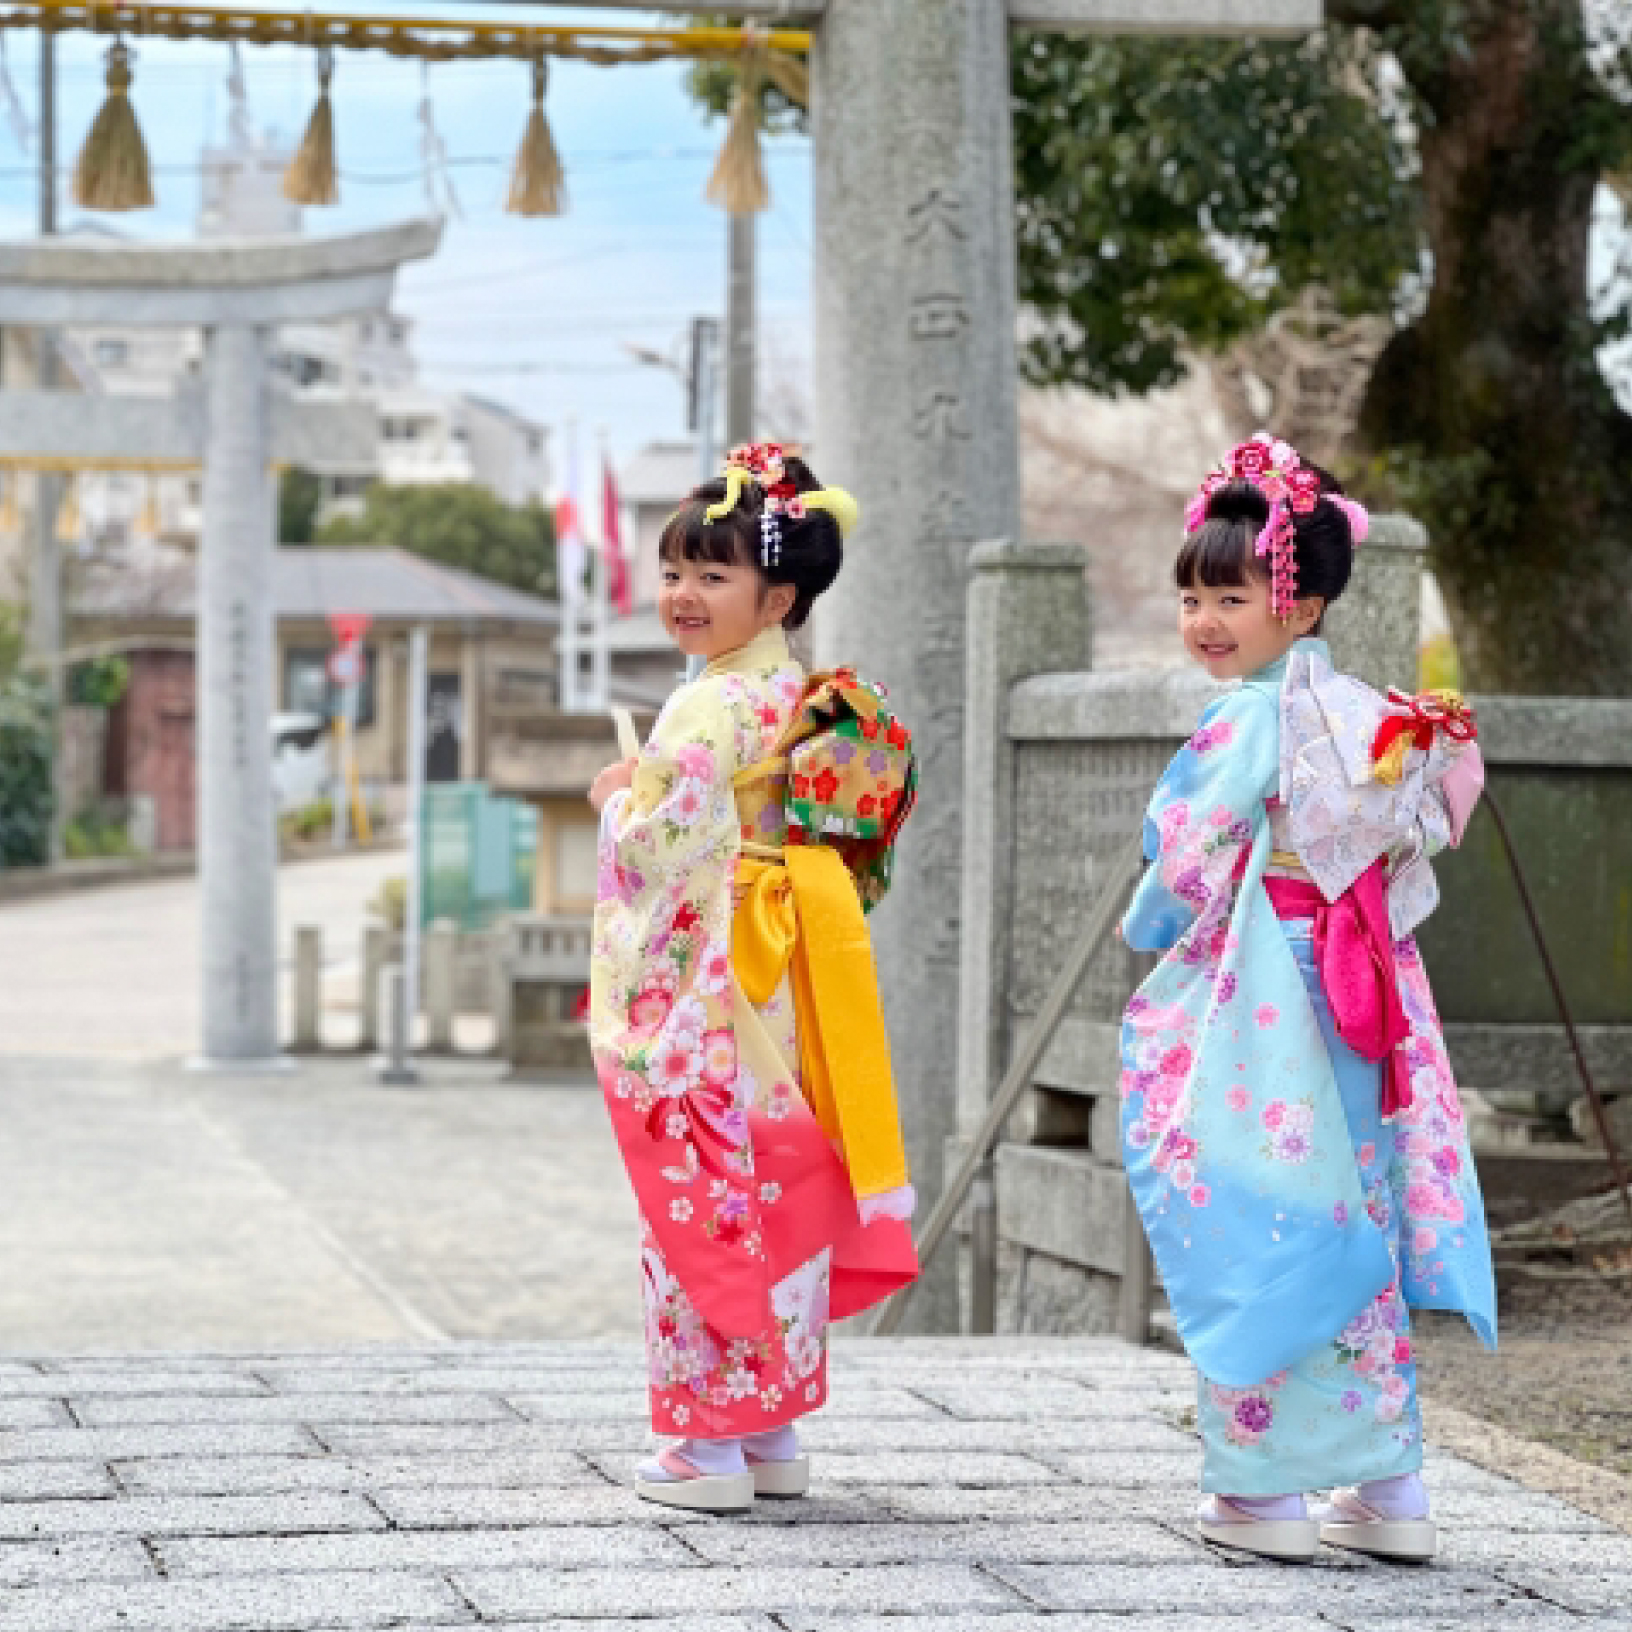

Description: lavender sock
[743,1424,799,1464]
[1218,1492,1308,1521]
[1356,1472,1429,1519]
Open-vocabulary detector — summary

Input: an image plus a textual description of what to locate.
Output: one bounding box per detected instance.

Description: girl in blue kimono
[1121,436,1496,1564]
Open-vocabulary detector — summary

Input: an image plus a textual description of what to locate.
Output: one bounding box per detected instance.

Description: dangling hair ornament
[1184,434,1365,622]
[702,441,859,566]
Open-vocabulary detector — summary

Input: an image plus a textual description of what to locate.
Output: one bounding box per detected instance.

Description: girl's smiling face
[659,554,794,662]
[1179,571,1322,680]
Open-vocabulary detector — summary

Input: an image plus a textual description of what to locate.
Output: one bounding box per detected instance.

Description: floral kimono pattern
[592,626,915,1439]
[1120,639,1496,1406]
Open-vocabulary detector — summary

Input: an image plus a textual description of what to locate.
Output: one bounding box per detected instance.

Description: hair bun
[1205,478,1270,530]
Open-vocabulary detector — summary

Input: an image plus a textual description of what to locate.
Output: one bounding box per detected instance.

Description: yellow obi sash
[731,842,910,1201]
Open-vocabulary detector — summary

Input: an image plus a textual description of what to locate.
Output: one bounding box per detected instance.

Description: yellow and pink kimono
[591,625,917,1439]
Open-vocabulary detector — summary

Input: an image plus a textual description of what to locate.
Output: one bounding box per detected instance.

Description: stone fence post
[1323,511,1426,695]
[957,541,1093,1146]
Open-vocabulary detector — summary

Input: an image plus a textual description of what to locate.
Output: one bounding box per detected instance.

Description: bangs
[1174,519,1265,590]
[657,499,757,570]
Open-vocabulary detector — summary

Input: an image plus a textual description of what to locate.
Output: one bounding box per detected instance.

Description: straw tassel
[136,471,160,537]
[54,474,80,546]
[506,57,566,217]
[73,43,154,212]
[763,51,809,111]
[284,47,339,207]
[706,45,769,216]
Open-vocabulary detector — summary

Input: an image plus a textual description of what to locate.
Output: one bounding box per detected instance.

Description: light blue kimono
[1120,640,1496,1493]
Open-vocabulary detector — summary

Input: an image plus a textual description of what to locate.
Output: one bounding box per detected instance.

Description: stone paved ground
[0,1337,1626,1631]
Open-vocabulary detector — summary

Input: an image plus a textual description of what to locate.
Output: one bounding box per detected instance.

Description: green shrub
[67,655,130,711]
[279,797,334,844]
[370,874,407,931]
[64,801,135,861]
[0,676,53,868]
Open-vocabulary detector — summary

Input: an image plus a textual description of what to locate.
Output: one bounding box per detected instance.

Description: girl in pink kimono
[1121,437,1495,1563]
[589,444,917,1514]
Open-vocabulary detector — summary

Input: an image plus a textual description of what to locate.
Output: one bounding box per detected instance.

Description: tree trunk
[1351,2,1632,694]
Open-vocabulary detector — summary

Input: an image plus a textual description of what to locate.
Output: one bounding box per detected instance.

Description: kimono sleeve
[600,676,759,880]
[1123,687,1279,953]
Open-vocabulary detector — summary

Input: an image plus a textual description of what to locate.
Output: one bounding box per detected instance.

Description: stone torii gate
[0,221,442,1067]
[632,0,1321,1325]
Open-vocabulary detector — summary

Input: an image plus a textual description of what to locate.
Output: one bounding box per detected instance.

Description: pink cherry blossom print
[1226,1086,1250,1113]
[700,1028,738,1091]
[1254,1004,1279,1029]
[671,780,707,825]
[652,1034,703,1095]
[1262,1100,1287,1131]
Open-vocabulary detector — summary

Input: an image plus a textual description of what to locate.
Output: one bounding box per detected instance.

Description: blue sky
[0,4,813,464]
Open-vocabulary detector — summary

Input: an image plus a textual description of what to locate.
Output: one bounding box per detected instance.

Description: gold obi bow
[732,842,909,1201]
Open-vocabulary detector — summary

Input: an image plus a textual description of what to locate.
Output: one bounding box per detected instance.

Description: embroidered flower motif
[1254,1004,1279,1029]
[669,1198,693,1223]
[1341,1389,1362,1414]
[1226,1086,1250,1113]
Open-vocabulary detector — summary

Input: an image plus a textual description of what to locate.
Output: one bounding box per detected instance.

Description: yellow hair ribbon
[801,486,859,538]
[704,464,752,523]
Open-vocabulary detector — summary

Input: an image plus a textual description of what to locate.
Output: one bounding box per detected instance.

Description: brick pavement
[0,1337,1624,1630]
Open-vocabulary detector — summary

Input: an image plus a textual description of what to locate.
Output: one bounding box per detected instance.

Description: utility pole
[688,314,721,487]
[725,214,755,448]
[29,28,66,864]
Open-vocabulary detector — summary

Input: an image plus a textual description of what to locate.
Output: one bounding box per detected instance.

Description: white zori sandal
[1316,1485,1437,1562]
[633,1445,754,1514]
[1197,1495,1319,1562]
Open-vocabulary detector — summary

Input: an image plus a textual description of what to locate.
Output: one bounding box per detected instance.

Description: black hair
[657,454,843,631]
[1175,461,1355,626]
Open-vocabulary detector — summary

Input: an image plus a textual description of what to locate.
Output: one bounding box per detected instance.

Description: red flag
[602,453,632,615]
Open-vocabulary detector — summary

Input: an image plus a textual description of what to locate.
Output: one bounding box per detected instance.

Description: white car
[271,712,334,814]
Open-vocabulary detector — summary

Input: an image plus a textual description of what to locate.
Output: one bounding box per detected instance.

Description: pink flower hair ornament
[1183,435,1368,621]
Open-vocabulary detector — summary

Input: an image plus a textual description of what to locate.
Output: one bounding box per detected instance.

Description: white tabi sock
[1356,1471,1430,1519]
[742,1424,800,1465]
[1218,1492,1308,1521]
[637,1436,747,1484]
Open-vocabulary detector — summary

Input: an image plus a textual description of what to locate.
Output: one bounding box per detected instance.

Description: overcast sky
[0,4,813,469]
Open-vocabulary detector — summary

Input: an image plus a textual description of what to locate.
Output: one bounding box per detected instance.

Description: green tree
[316,483,559,600]
[278,466,323,544]
[1013,6,1632,694]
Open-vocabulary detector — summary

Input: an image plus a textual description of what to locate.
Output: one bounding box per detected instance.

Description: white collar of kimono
[1248,635,1330,688]
[702,624,792,679]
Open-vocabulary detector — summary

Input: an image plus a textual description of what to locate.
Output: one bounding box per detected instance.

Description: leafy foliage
[0,675,53,869]
[673,14,807,133]
[279,466,323,545]
[67,655,129,711]
[316,483,559,601]
[1011,27,1420,396]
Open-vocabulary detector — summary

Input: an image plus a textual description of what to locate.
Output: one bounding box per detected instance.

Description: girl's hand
[589,758,636,814]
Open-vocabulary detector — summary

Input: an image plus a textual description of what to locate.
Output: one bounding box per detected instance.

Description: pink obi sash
[1263,862,1414,1118]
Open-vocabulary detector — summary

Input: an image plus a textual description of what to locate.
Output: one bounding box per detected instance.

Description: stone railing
[955,528,1632,1337]
[493,916,593,1073]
